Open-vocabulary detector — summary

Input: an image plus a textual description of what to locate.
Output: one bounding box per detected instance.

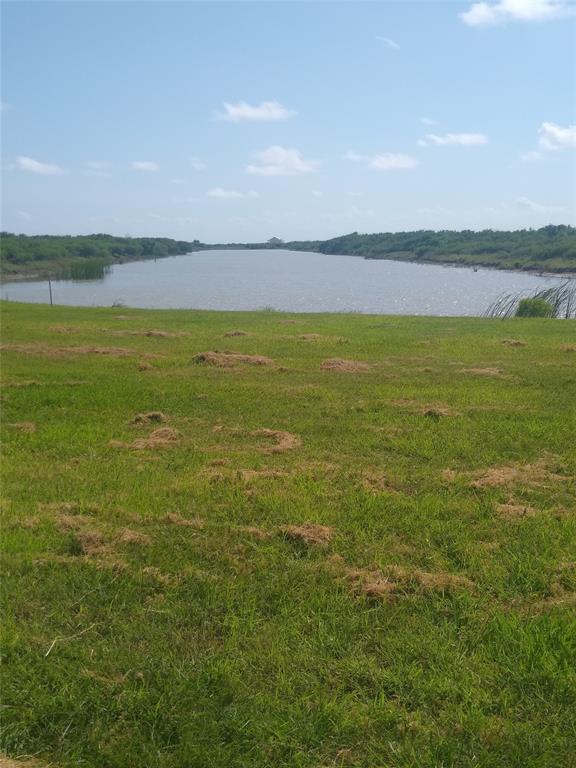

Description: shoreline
[2,248,575,285]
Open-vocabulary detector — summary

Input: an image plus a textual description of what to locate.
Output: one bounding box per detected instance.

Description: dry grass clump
[0,343,137,358]
[110,427,181,450]
[131,411,166,425]
[298,333,324,341]
[251,428,301,453]
[340,560,473,600]
[280,523,335,546]
[193,351,273,367]
[0,754,49,768]
[72,529,107,556]
[137,361,153,371]
[471,456,569,489]
[361,470,401,495]
[236,525,272,540]
[209,458,229,466]
[460,367,507,378]
[320,358,371,373]
[117,528,151,546]
[238,468,288,481]
[390,399,460,417]
[223,330,249,337]
[495,502,538,518]
[501,339,527,347]
[6,421,36,433]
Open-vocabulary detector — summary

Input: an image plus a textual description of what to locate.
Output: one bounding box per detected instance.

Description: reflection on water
[0,249,565,316]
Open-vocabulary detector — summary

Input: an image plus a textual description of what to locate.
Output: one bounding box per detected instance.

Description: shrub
[516,298,555,318]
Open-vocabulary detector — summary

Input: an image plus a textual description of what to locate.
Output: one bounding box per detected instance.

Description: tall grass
[58,258,112,281]
[485,280,576,319]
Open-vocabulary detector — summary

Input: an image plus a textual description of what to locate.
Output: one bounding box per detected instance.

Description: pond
[0,249,566,316]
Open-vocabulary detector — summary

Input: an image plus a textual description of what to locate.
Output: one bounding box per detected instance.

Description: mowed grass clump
[1,301,575,768]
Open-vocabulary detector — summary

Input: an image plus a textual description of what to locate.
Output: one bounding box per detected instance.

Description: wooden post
[48,279,53,306]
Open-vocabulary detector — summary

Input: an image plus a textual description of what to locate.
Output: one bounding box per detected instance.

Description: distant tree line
[284,225,576,272]
[0,233,203,278]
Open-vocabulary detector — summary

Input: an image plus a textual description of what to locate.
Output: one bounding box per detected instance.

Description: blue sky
[1,0,575,241]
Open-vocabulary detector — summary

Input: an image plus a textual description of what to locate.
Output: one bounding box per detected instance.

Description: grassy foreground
[1,301,575,768]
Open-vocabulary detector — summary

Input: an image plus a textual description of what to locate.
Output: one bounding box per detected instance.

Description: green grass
[1,301,575,768]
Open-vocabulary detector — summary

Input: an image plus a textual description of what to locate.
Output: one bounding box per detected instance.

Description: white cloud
[538,121,576,150]
[220,100,295,122]
[418,132,488,146]
[189,156,206,170]
[420,117,438,126]
[460,0,571,26]
[85,160,112,177]
[348,205,376,218]
[519,150,543,162]
[370,153,419,170]
[16,156,65,175]
[376,36,400,49]
[207,187,258,199]
[131,161,159,172]
[515,196,566,214]
[345,151,418,170]
[246,146,319,176]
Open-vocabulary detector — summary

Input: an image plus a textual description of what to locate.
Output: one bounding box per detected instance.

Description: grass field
[1,301,575,768]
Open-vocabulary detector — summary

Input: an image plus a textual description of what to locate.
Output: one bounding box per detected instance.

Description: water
[0,249,566,316]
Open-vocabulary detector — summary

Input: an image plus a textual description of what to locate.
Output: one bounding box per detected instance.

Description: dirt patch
[321,358,370,373]
[251,428,301,453]
[223,330,249,337]
[117,528,151,545]
[6,421,36,433]
[562,345,576,352]
[238,468,288,481]
[131,411,166,425]
[280,523,335,546]
[110,427,181,450]
[298,333,324,341]
[193,351,273,367]
[471,456,569,489]
[501,339,526,347]
[495,502,538,518]
[460,367,507,378]
[209,458,229,466]
[137,361,153,371]
[163,512,205,528]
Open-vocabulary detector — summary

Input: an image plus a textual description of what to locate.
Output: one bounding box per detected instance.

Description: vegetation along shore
[1,300,575,767]
[1,225,575,281]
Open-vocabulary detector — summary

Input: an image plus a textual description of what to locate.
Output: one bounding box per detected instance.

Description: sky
[1,0,575,242]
